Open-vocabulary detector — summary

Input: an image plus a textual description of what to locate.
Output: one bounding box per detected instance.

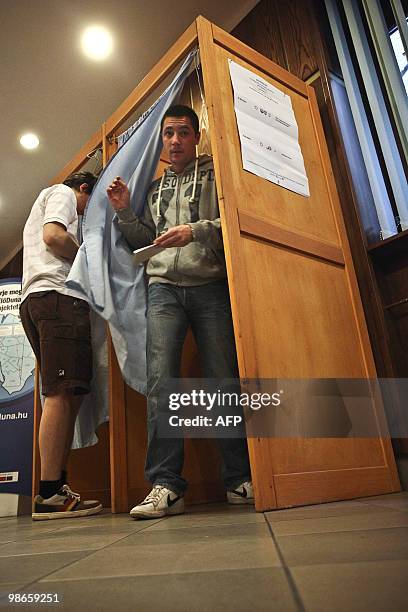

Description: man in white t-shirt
[20,171,102,520]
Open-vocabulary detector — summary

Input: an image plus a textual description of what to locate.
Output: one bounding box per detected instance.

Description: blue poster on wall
[0,278,35,497]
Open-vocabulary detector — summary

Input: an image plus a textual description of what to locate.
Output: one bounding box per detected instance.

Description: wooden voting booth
[35,16,400,513]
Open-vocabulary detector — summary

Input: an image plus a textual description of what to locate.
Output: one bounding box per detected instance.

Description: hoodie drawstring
[155,157,200,235]
[189,156,199,204]
[156,169,167,228]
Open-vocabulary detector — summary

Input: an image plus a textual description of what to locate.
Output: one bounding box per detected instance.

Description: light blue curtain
[67,50,197,397]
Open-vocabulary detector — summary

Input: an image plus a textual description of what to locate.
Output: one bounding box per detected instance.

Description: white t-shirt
[21,184,84,302]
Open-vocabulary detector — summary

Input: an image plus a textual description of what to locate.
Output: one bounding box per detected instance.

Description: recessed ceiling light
[81,26,113,61]
[20,133,40,150]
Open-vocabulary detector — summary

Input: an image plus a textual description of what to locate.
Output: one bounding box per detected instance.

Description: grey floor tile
[0,516,34,528]
[32,568,297,612]
[0,531,131,557]
[356,492,408,512]
[0,517,21,527]
[31,517,160,539]
[276,526,408,566]
[0,522,62,543]
[0,551,91,585]
[265,500,390,523]
[113,522,271,547]
[0,583,29,594]
[269,510,408,536]
[187,502,255,514]
[141,507,264,531]
[292,560,408,612]
[0,513,155,545]
[49,512,141,530]
[40,526,281,581]
[358,492,408,501]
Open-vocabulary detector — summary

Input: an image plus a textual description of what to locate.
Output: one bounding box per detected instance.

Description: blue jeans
[145,280,251,495]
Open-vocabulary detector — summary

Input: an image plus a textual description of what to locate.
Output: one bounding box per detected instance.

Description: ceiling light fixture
[81,26,113,61]
[19,133,40,150]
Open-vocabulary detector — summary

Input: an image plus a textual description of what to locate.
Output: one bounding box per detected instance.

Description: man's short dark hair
[160,105,199,134]
[63,171,97,194]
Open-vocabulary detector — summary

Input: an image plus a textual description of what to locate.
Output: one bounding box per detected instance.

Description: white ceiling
[0,0,258,268]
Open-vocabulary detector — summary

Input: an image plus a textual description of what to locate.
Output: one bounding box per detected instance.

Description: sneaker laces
[143,485,168,507]
[240,481,252,489]
[61,484,81,501]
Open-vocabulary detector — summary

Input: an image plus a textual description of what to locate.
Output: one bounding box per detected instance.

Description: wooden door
[197,18,400,511]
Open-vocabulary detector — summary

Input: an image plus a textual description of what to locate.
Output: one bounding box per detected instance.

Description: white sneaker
[32,484,102,521]
[227,481,255,505]
[130,485,185,519]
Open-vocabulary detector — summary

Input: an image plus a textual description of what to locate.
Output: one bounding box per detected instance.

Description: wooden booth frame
[33,16,400,513]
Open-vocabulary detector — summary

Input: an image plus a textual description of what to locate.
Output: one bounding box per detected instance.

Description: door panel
[197,19,400,510]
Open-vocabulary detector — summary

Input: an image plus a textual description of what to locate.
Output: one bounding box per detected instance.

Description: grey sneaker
[130,485,185,519]
[32,484,102,520]
[227,481,255,505]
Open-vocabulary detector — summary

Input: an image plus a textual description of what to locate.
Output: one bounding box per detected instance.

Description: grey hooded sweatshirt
[116,155,227,286]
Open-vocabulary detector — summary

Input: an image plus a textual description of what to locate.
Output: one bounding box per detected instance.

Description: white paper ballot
[133,244,164,265]
[228,59,310,197]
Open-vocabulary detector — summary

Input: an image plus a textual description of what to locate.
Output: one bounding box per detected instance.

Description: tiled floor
[0,493,407,611]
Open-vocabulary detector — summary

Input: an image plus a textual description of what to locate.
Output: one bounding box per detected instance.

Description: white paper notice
[228,59,310,197]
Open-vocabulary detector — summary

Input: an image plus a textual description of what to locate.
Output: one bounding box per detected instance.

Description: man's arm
[43,222,79,261]
[153,219,223,249]
[107,177,155,249]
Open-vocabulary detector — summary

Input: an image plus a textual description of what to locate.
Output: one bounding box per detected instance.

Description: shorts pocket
[28,291,58,322]
[53,324,76,339]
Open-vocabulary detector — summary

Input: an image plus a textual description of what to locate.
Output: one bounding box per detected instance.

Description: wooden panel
[232,0,288,71]
[198,16,400,510]
[239,236,365,377]
[276,0,319,81]
[124,386,148,508]
[270,438,386,475]
[183,440,225,504]
[207,47,340,246]
[68,423,111,508]
[310,0,342,77]
[370,230,408,311]
[212,24,309,98]
[275,464,396,508]
[105,22,197,136]
[32,368,41,500]
[311,73,397,380]
[108,334,128,512]
[231,0,401,395]
[154,158,170,181]
[0,249,23,279]
[101,129,129,513]
[238,210,344,265]
[179,71,212,156]
[369,231,408,455]
[307,83,382,379]
[231,0,404,469]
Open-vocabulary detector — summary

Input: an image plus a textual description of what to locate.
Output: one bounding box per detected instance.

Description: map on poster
[0,280,35,403]
[228,59,310,197]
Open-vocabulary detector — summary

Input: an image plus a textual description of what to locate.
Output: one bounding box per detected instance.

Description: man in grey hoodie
[107,105,253,519]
